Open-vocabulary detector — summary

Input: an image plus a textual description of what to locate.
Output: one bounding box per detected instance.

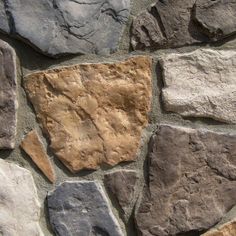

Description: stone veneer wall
[0,0,236,236]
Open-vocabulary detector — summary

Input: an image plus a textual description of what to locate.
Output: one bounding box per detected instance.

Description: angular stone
[0,39,17,149]
[24,56,152,173]
[194,0,236,41]
[104,170,139,221]
[47,181,123,236]
[135,124,236,236]
[0,0,130,57]
[161,49,236,123]
[21,130,56,183]
[0,159,44,236]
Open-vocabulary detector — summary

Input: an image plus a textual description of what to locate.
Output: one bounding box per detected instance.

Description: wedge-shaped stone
[47,181,123,236]
[24,56,152,172]
[0,159,44,236]
[21,130,56,183]
[135,124,236,236]
[0,0,130,57]
[161,49,236,123]
[0,40,17,149]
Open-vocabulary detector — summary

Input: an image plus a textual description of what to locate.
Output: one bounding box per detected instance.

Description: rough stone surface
[24,56,152,173]
[47,181,123,236]
[135,124,236,236]
[0,159,44,236]
[0,0,130,57]
[161,49,236,123]
[21,130,56,183]
[104,170,139,221]
[0,39,17,149]
[131,0,236,50]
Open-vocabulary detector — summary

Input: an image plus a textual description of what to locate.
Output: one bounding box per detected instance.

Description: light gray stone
[0,0,130,57]
[0,39,17,149]
[0,159,44,236]
[161,49,236,123]
[47,181,123,236]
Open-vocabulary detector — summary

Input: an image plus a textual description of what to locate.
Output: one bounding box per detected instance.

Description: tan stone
[24,56,152,173]
[202,222,236,236]
[21,130,55,183]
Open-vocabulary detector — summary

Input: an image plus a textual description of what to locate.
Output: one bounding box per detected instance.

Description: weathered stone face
[24,56,152,173]
[47,181,123,236]
[21,130,56,183]
[135,124,236,236]
[0,159,44,236]
[161,49,236,123]
[0,0,130,57]
[0,39,17,149]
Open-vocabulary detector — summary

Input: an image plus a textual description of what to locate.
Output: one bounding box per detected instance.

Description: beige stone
[21,130,56,183]
[24,56,152,172]
[202,222,236,236]
[161,49,236,123]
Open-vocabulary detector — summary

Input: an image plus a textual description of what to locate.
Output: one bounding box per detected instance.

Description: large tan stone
[161,49,236,123]
[24,56,152,173]
[21,130,56,183]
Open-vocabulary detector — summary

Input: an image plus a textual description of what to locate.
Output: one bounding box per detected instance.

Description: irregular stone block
[0,39,17,149]
[161,49,236,123]
[21,130,56,183]
[135,124,236,236]
[104,170,139,221]
[0,0,130,57]
[47,181,123,236]
[24,56,152,173]
[0,159,44,236]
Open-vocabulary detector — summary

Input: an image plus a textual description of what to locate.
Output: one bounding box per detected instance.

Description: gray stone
[135,124,236,236]
[47,181,123,236]
[0,39,17,149]
[161,49,236,123]
[0,159,44,236]
[0,0,130,57]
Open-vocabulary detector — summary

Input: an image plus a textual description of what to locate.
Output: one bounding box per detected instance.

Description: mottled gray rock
[135,124,236,236]
[0,159,44,236]
[0,39,17,149]
[47,181,123,236]
[104,170,139,221]
[161,49,236,123]
[194,0,236,41]
[0,0,130,57]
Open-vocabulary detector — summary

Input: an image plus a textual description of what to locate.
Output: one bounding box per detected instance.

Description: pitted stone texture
[0,0,130,57]
[21,130,56,183]
[24,56,152,173]
[161,49,236,123]
[104,170,139,221]
[47,181,123,236]
[135,124,236,236]
[0,159,44,236]
[0,40,17,149]
[194,0,236,41]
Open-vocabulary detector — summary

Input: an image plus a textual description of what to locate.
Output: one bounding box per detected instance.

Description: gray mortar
[0,0,236,235]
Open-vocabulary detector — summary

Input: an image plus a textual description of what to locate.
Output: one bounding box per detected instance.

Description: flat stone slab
[0,159,44,236]
[135,124,236,236]
[21,130,56,183]
[0,39,17,149]
[24,56,152,173]
[0,0,130,57]
[161,49,236,123]
[47,181,123,236]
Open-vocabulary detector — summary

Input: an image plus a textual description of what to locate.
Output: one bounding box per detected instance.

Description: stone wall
[0,0,236,236]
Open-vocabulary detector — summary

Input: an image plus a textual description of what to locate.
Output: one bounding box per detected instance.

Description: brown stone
[24,57,152,173]
[21,130,55,183]
[135,124,236,236]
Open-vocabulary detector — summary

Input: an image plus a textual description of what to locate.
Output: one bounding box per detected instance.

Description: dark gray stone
[47,181,123,236]
[0,0,130,57]
[0,39,17,149]
[135,124,236,236]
